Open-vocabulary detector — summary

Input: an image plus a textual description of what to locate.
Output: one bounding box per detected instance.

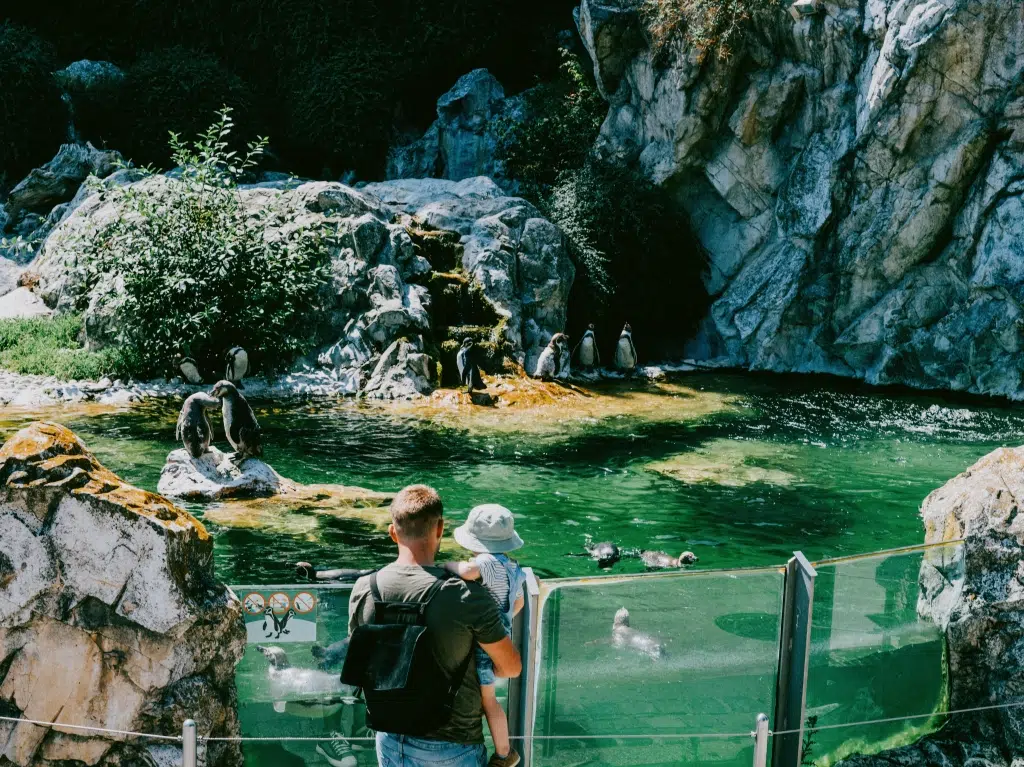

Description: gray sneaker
[317,732,357,767]
[351,726,375,751]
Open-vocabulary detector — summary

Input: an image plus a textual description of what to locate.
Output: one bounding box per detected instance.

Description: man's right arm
[479,636,522,679]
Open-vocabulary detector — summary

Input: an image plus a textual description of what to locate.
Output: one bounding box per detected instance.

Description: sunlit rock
[0,422,244,767]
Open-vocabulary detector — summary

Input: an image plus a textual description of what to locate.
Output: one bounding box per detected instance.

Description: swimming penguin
[614,323,637,374]
[296,562,375,582]
[255,645,356,700]
[612,608,665,660]
[533,333,569,380]
[210,380,263,462]
[456,338,486,394]
[584,539,621,569]
[175,354,203,385]
[574,324,600,370]
[174,392,221,459]
[310,638,351,670]
[225,346,249,388]
[640,550,699,569]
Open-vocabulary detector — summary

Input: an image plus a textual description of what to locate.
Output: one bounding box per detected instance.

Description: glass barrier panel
[230,582,511,766]
[803,543,964,765]
[532,568,786,767]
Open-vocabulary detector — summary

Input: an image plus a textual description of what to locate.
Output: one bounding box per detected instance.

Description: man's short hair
[390,484,443,539]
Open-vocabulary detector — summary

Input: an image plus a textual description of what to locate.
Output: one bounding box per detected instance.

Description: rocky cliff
[0,422,245,766]
[579,0,1024,397]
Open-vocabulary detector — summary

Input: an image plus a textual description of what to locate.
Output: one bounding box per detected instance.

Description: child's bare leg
[481,684,510,756]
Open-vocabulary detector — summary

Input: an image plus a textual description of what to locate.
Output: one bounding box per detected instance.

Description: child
[445,504,526,767]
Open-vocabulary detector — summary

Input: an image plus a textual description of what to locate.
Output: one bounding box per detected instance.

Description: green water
[3,372,1017,582]
[1,372,1009,766]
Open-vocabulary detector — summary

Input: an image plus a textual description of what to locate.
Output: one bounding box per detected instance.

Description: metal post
[751,713,769,767]
[772,552,816,767]
[182,719,197,767]
[506,568,541,767]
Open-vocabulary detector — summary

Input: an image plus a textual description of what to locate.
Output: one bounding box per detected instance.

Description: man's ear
[436,517,445,537]
[388,523,399,544]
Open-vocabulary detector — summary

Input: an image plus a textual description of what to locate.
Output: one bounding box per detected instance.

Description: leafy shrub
[104,48,257,168]
[72,110,332,378]
[0,314,132,380]
[0,23,65,187]
[639,0,784,61]
[496,49,606,197]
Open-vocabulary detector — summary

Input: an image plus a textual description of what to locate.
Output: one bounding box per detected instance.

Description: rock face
[836,446,1024,767]
[0,422,245,767]
[5,143,121,218]
[363,337,435,399]
[579,0,1024,398]
[363,177,574,373]
[386,69,526,184]
[34,174,573,390]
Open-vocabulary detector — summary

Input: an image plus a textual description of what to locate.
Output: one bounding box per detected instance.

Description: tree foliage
[0,22,66,188]
[639,0,784,61]
[71,111,332,378]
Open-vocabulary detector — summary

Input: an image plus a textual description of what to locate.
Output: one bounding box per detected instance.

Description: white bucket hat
[453,504,524,554]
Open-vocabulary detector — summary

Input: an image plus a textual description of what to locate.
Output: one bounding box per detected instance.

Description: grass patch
[0,315,132,380]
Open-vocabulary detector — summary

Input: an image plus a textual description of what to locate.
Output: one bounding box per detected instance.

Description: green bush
[0,23,66,187]
[72,110,332,378]
[639,0,784,61]
[104,47,256,168]
[0,314,132,380]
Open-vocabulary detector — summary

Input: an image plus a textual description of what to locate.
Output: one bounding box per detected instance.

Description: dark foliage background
[3,0,577,179]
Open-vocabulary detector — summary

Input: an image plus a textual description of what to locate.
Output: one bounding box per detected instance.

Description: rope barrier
[0,715,181,741]
[3,696,1024,745]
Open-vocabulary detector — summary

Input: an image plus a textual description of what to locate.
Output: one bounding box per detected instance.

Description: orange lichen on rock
[0,421,208,539]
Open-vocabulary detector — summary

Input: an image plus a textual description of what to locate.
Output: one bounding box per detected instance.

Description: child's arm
[443,560,481,580]
[512,593,525,617]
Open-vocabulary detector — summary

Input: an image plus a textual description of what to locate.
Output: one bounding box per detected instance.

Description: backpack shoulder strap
[368,571,383,603]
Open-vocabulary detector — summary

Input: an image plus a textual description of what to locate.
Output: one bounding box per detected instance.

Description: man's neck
[395,542,436,567]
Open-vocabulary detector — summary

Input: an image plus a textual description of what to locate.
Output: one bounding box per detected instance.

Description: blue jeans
[376,732,486,767]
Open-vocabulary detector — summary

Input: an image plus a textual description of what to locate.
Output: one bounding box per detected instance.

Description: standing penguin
[614,323,638,375]
[174,354,203,385]
[225,346,249,388]
[210,380,263,461]
[456,338,486,394]
[175,392,221,459]
[574,324,600,370]
[533,333,569,381]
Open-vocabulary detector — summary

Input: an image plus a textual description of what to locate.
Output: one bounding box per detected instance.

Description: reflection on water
[1,373,1019,584]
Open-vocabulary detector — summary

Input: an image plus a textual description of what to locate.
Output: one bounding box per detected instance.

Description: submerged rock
[0,422,244,767]
[580,0,1024,398]
[837,445,1024,766]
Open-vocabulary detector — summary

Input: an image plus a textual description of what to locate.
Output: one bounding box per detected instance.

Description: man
[348,485,522,767]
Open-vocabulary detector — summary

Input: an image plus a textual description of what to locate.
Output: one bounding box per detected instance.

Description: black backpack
[341,572,471,736]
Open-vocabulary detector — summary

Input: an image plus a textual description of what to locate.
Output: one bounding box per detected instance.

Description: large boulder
[0,422,245,767]
[579,0,1024,398]
[363,338,435,399]
[34,174,573,387]
[837,446,1024,766]
[5,143,121,218]
[386,69,527,184]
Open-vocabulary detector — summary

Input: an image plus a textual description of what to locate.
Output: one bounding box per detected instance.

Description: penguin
[175,354,203,385]
[612,608,665,660]
[255,645,356,700]
[584,538,621,569]
[174,392,221,459]
[614,323,637,375]
[574,324,600,370]
[310,638,350,670]
[225,346,249,388]
[275,608,295,638]
[210,380,263,462]
[296,562,375,582]
[640,550,699,569]
[262,605,273,633]
[533,333,569,380]
[456,338,486,394]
